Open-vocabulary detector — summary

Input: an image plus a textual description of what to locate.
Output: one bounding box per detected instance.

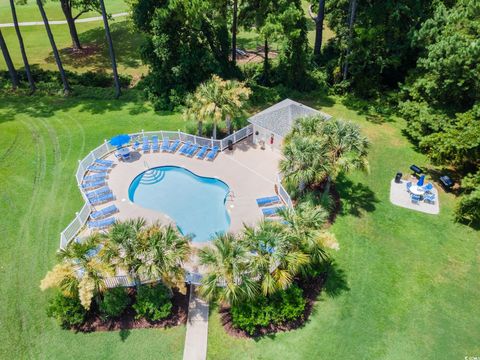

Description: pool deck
[91,138,282,248]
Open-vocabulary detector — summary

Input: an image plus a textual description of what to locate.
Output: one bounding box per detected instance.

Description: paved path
[0,12,128,28]
[183,285,209,360]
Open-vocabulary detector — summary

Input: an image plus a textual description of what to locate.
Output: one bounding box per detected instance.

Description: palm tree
[242,221,309,296]
[9,0,35,93]
[199,234,258,305]
[37,0,70,94]
[137,224,191,294]
[0,29,19,89]
[41,234,113,310]
[98,0,121,98]
[183,75,251,138]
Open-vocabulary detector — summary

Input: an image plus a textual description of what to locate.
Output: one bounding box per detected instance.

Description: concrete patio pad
[390,179,440,215]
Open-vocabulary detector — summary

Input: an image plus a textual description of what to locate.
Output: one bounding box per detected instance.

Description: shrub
[46,293,86,328]
[99,287,131,319]
[133,284,172,322]
[230,284,306,335]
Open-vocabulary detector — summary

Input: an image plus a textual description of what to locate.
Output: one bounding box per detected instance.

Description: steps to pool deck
[183,285,209,360]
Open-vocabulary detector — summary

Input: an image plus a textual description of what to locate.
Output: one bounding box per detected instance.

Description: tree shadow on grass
[44,20,145,71]
[335,174,379,217]
[322,259,350,298]
[119,328,130,342]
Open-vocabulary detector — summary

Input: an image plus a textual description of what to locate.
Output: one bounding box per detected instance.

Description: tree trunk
[262,37,270,85]
[231,0,238,64]
[313,0,326,58]
[226,115,232,135]
[37,0,70,94]
[343,0,357,81]
[198,120,203,136]
[213,122,217,140]
[10,0,35,93]
[60,0,82,50]
[99,0,121,98]
[0,29,19,90]
[322,176,332,198]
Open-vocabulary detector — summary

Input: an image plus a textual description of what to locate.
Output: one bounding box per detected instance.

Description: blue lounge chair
[196,145,208,159]
[206,146,219,161]
[169,139,181,153]
[87,217,116,229]
[187,144,199,157]
[86,186,111,199]
[89,192,114,205]
[411,194,421,204]
[179,142,192,155]
[262,206,286,217]
[95,159,114,167]
[82,180,105,190]
[161,137,170,152]
[88,164,110,173]
[90,204,118,220]
[152,135,159,152]
[83,173,107,182]
[256,196,281,207]
[142,136,150,153]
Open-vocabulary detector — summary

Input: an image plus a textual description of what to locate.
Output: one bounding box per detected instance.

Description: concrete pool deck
[90,138,282,248]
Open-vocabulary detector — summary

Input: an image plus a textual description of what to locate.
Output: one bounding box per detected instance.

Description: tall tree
[342,0,357,80]
[0,29,19,90]
[9,0,35,92]
[37,0,71,94]
[231,0,238,64]
[309,0,326,58]
[99,0,121,98]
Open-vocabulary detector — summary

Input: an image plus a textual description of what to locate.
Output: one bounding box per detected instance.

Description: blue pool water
[128,166,230,242]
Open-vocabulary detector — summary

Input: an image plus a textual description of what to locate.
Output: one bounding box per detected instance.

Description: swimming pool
[128,166,231,243]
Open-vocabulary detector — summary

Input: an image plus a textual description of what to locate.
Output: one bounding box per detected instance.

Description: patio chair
[256,196,281,207]
[424,193,436,204]
[83,173,107,183]
[152,135,159,152]
[406,181,412,192]
[179,142,192,155]
[206,146,219,161]
[132,140,140,151]
[87,217,116,229]
[95,159,114,167]
[262,206,286,217]
[410,194,421,204]
[196,146,208,159]
[168,139,181,153]
[187,144,199,157]
[161,137,170,152]
[90,204,118,220]
[142,136,150,153]
[88,164,110,173]
[81,180,105,190]
[89,192,114,205]
[423,183,434,193]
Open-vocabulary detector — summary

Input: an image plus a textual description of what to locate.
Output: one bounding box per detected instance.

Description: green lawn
[0,91,478,359]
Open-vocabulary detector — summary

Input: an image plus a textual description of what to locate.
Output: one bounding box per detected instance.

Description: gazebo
[247,98,332,150]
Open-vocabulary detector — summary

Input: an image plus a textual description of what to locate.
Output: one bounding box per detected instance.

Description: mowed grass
[207,95,480,359]
[0,91,186,359]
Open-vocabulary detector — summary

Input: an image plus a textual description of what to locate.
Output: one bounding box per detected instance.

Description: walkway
[183,285,209,360]
[0,12,128,28]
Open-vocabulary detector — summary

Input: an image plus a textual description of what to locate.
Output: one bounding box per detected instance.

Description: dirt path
[0,12,128,28]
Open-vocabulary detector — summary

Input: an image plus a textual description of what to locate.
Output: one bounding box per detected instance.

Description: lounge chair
[187,144,199,157]
[179,142,192,155]
[142,136,150,153]
[196,145,208,159]
[161,137,170,152]
[411,194,421,204]
[94,159,114,167]
[256,196,281,207]
[82,180,105,190]
[168,139,180,153]
[90,204,118,220]
[86,186,111,199]
[87,217,116,229]
[89,192,114,205]
[206,146,219,161]
[262,206,286,217]
[152,135,159,152]
[83,173,107,182]
[88,164,110,173]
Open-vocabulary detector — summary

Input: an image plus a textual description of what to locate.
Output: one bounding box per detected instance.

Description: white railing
[277,173,294,208]
[60,126,254,249]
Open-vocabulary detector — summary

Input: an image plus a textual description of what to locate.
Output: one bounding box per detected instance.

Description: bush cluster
[132,283,173,322]
[99,287,131,319]
[230,284,306,335]
[46,292,86,329]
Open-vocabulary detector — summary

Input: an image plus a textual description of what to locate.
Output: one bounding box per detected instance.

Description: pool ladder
[227,190,235,202]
